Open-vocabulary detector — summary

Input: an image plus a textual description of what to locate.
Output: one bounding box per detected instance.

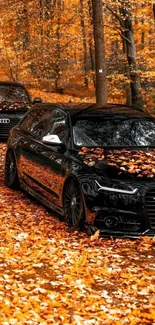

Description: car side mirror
[42,135,66,151]
[32,98,42,104]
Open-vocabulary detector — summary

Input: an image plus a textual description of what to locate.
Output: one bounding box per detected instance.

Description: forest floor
[0,143,155,325]
[29,85,96,104]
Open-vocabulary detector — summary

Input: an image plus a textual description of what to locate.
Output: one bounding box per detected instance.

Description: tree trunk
[80,0,89,88]
[55,0,62,90]
[39,0,44,50]
[153,3,155,20]
[88,0,96,88]
[120,6,142,107]
[91,0,107,104]
[22,0,30,51]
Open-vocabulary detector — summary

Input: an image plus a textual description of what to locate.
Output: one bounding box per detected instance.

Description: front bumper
[83,185,155,237]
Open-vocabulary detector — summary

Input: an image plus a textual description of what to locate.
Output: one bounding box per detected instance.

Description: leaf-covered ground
[0,143,154,325]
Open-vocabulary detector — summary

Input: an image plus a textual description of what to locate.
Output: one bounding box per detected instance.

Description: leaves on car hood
[78,147,155,178]
[78,147,105,166]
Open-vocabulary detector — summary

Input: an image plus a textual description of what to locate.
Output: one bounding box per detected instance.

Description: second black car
[0,81,41,139]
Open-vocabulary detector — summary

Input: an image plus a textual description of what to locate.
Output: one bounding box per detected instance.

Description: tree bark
[80,0,89,88]
[55,0,62,90]
[153,3,155,20]
[22,0,30,51]
[119,5,142,107]
[88,0,96,88]
[91,0,107,104]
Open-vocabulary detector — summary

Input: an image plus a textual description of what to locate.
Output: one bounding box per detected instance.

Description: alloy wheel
[5,150,19,189]
[64,178,84,228]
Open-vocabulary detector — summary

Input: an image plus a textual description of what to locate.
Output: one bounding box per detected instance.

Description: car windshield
[73,117,155,147]
[0,85,30,103]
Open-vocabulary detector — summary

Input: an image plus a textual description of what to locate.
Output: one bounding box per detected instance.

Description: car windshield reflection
[73,118,155,147]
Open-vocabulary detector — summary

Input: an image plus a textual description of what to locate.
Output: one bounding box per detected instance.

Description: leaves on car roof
[0,101,31,111]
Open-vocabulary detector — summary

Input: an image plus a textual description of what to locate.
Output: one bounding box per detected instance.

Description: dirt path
[0,143,154,325]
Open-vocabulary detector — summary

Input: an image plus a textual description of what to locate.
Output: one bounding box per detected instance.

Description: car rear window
[0,85,30,104]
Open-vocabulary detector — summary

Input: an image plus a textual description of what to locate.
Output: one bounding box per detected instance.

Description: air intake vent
[145,189,155,230]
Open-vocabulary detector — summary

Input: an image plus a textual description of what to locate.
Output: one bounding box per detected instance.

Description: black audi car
[0,81,41,139]
[4,103,155,237]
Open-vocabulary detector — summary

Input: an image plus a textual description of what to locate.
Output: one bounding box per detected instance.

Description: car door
[20,108,70,210]
[17,108,42,178]
[37,108,70,208]
[18,108,53,190]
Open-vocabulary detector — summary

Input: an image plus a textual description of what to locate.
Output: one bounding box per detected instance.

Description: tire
[5,149,20,189]
[63,178,85,228]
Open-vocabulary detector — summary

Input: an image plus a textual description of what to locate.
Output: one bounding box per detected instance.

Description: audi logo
[0,118,10,124]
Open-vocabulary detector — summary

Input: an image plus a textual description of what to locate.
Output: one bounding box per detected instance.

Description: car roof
[33,102,151,119]
[0,81,27,88]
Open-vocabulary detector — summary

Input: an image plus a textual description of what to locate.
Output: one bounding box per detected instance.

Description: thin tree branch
[104,24,132,44]
[104,4,124,26]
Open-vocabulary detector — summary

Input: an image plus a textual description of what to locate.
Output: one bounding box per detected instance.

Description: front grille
[145,189,155,230]
[0,118,19,137]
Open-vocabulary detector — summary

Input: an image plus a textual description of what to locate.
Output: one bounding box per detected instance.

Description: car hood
[0,101,31,112]
[77,146,155,179]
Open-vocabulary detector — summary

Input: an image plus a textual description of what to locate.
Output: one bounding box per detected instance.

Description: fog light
[104,216,118,228]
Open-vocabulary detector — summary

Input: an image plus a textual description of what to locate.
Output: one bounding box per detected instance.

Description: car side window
[45,109,68,143]
[20,110,39,130]
[29,109,52,139]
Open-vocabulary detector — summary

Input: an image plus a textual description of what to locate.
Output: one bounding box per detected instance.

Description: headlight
[95,180,138,195]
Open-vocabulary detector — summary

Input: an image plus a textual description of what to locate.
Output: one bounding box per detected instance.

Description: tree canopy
[0,0,154,110]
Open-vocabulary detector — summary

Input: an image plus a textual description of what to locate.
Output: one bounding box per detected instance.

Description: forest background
[0,0,154,112]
